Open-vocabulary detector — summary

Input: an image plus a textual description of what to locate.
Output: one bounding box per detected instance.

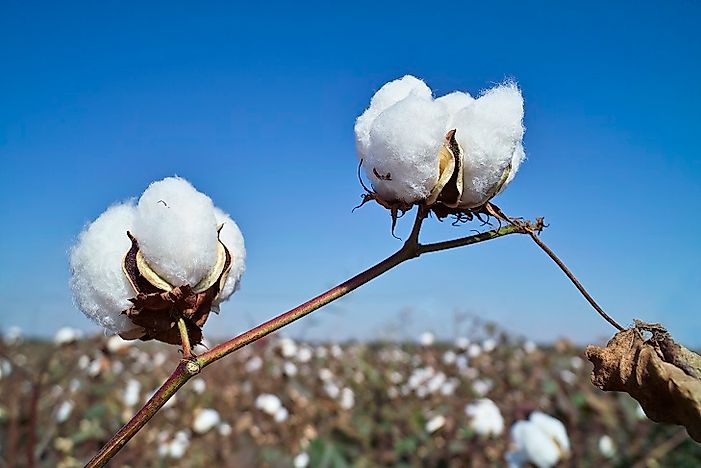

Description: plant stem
[524,230,625,331]
[85,361,195,468]
[419,224,525,255]
[86,207,530,466]
[176,316,193,359]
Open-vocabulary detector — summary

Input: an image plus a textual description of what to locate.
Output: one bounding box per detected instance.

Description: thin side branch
[486,204,624,332]
[525,230,624,331]
[176,316,193,359]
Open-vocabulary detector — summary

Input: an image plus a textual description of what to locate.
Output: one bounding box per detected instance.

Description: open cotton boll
[355,75,433,161]
[436,91,474,124]
[69,203,140,335]
[366,94,448,203]
[452,83,525,208]
[212,207,246,305]
[507,412,569,468]
[132,177,219,287]
[465,398,504,437]
[529,412,570,454]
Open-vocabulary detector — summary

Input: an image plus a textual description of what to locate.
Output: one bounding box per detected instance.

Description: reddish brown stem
[85,361,195,468]
[525,230,624,332]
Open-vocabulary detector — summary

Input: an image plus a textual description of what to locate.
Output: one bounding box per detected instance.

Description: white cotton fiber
[212,207,246,305]
[451,83,525,208]
[69,203,140,335]
[436,91,474,123]
[355,75,433,162]
[366,94,448,202]
[132,177,219,287]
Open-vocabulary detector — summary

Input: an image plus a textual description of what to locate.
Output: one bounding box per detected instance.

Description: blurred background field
[1,321,699,467]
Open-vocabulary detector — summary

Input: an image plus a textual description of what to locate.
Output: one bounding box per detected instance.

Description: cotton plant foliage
[354,75,525,216]
[69,177,246,344]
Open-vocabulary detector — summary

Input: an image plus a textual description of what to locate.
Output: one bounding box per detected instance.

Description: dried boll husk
[120,226,232,345]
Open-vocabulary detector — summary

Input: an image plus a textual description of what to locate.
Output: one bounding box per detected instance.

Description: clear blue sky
[1,1,699,345]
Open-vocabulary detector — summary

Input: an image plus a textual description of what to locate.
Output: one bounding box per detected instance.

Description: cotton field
[0,324,698,467]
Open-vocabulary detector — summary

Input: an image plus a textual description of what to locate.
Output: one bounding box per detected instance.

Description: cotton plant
[69,176,245,351]
[76,78,641,467]
[354,74,525,228]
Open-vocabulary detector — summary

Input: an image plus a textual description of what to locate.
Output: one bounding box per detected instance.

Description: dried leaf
[586,323,701,442]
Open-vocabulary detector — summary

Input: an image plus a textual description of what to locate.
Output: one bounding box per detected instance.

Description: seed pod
[121,226,232,345]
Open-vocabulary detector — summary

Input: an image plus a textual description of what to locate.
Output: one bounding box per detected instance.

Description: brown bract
[586,322,701,442]
[119,231,232,346]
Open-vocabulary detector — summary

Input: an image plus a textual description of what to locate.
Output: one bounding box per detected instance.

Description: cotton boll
[293,452,310,468]
[366,94,448,203]
[273,406,289,423]
[106,335,132,353]
[255,394,283,415]
[340,387,355,410]
[69,203,140,335]
[122,379,141,407]
[355,75,433,161]
[54,327,83,345]
[598,435,616,458]
[452,83,525,208]
[132,177,219,287]
[212,207,246,304]
[218,422,232,436]
[507,412,569,468]
[465,398,504,437]
[425,414,446,433]
[192,408,221,434]
[529,412,570,454]
[55,400,75,423]
[419,331,435,347]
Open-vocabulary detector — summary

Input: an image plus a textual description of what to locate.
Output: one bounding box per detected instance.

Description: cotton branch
[86,207,537,467]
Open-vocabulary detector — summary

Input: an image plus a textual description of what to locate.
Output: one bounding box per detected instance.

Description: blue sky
[1,1,699,345]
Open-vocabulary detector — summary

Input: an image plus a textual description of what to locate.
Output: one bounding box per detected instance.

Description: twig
[85,360,197,467]
[487,204,624,332]
[632,429,689,468]
[176,316,193,359]
[86,207,534,467]
[524,228,624,332]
